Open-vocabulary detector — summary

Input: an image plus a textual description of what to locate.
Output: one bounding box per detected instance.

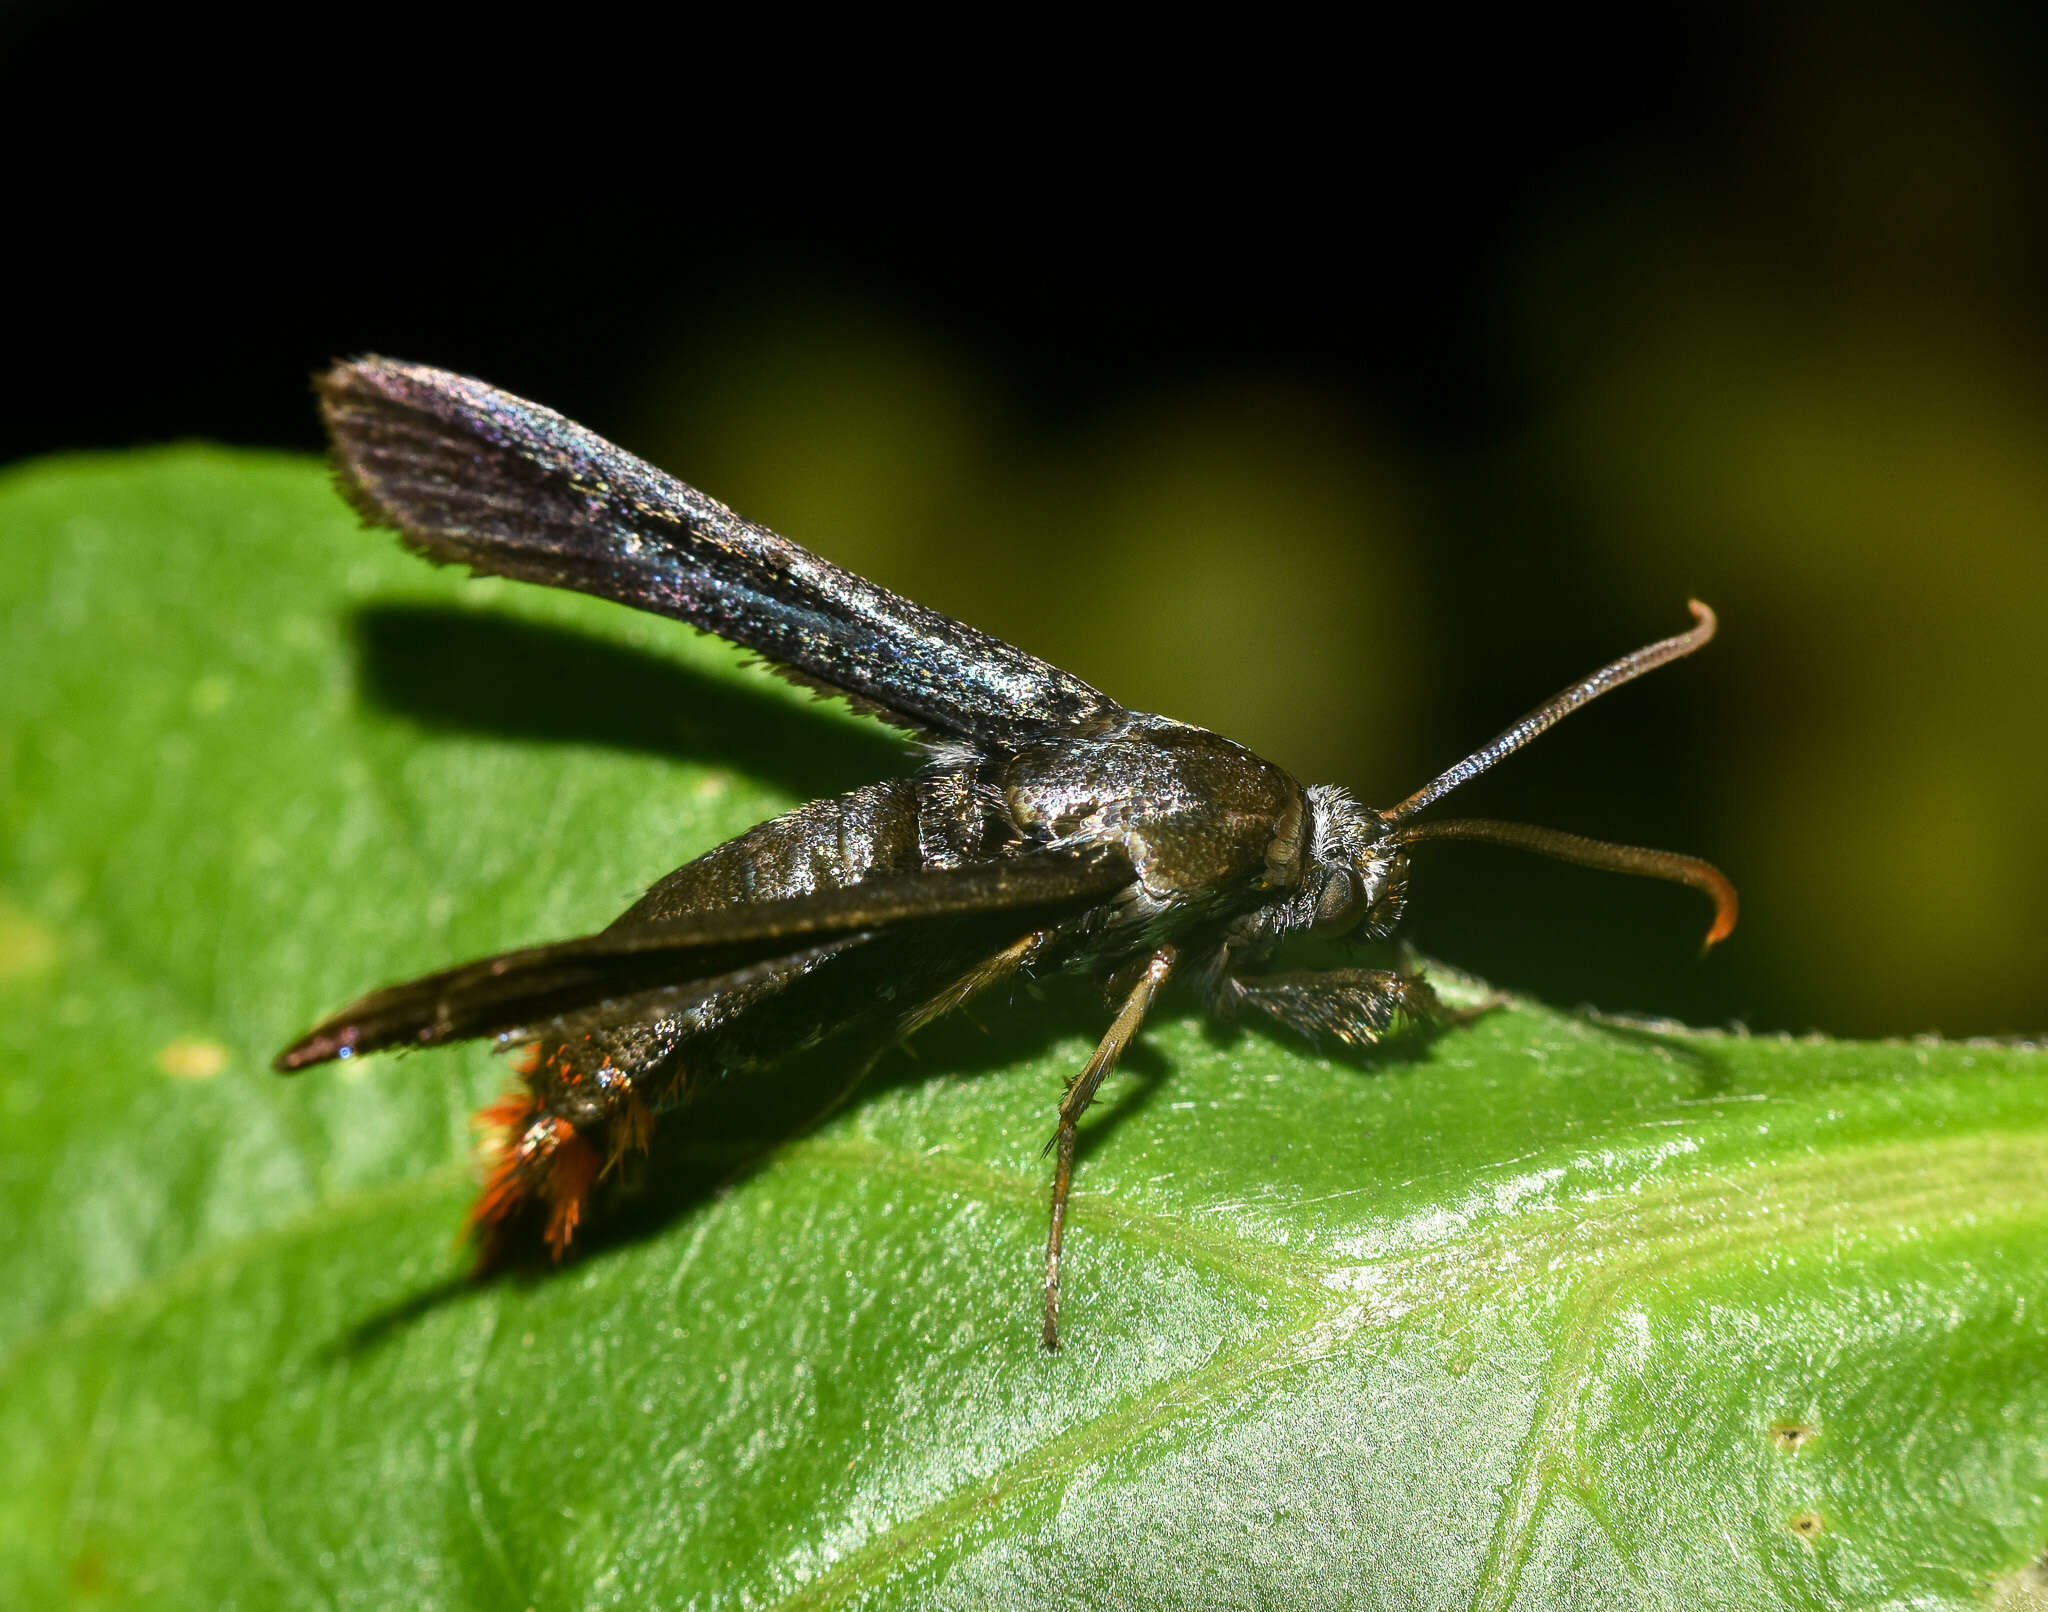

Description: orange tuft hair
[542,1125,602,1257]
[463,1078,605,1265]
[465,1089,542,1239]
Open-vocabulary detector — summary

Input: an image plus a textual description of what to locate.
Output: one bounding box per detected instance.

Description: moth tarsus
[277,358,1738,1351]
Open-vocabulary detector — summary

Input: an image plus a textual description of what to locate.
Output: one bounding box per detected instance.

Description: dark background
[6,4,2044,1038]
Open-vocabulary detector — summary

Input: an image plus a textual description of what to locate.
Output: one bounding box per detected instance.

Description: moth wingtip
[272,1028,353,1074]
[311,355,405,424]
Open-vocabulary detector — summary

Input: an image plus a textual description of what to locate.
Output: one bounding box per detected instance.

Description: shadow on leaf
[1567,1009,1733,1095]
[324,981,1476,1361]
[351,603,910,800]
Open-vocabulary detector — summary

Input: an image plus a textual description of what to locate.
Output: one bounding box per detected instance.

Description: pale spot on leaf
[190,673,232,715]
[158,1038,228,1080]
[0,902,59,981]
[1769,1418,1818,1453]
[1986,1553,2048,1612]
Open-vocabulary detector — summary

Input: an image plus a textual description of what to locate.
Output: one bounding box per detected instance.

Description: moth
[277,359,1737,1349]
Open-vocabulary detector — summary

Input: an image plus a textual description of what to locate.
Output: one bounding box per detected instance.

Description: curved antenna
[1383,601,1717,825]
[1390,818,1738,951]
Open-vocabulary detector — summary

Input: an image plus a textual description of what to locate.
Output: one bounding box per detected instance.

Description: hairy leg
[1214,964,1486,1045]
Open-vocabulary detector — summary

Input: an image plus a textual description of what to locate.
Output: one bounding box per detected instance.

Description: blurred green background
[5,5,2043,1039]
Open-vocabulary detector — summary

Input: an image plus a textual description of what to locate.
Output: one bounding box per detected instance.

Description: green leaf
[3,449,2044,1610]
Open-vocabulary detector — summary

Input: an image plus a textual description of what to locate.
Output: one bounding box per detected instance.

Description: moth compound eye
[1312,868,1366,933]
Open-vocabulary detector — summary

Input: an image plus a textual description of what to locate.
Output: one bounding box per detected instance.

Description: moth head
[1298,785,1408,938]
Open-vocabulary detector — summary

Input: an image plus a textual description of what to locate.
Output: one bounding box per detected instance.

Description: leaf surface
[2,451,2044,1610]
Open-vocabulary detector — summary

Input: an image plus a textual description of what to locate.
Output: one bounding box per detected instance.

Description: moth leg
[1215,965,1482,1045]
[897,929,1052,1042]
[1043,945,1177,1352]
[699,928,1062,1203]
[801,928,1055,1136]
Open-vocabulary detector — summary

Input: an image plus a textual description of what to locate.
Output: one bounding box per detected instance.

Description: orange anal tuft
[604,1086,655,1173]
[461,1065,607,1261]
[474,1086,541,1140]
[463,1090,552,1241]
[465,1146,532,1238]
[543,1125,602,1258]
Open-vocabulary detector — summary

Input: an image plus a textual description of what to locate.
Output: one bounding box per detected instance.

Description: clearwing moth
[277,359,1737,1349]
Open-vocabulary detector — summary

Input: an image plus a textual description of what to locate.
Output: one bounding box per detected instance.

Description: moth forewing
[274,846,1135,1068]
